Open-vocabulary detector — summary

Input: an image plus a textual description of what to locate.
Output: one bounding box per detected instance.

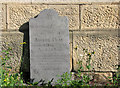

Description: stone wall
[0,1,120,83]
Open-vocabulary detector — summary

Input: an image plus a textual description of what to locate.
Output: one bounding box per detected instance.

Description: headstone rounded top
[30,9,68,29]
[35,9,59,19]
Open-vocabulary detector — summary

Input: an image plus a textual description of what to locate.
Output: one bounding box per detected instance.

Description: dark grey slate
[29,9,70,84]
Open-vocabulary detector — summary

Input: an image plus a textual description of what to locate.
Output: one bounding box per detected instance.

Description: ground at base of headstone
[9,84,119,88]
[21,79,119,87]
[21,69,120,86]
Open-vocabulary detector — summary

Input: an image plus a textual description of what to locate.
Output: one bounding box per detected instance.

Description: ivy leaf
[83,48,85,51]
[33,82,39,85]
[2,63,5,65]
[92,51,95,54]
[86,65,91,69]
[7,66,12,69]
[6,51,9,54]
[1,50,6,53]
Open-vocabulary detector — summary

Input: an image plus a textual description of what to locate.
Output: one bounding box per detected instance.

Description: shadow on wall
[19,15,39,83]
[19,22,30,83]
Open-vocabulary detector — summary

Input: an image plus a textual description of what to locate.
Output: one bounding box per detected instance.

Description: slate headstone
[29,9,70,84]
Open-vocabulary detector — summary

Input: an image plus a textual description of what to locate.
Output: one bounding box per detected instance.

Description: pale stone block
[0,4,6,31]
[81,5,120,30]
[0,0,31,3]
[0,4,2,31]
[0,0,119,3]
[67,15,79,30]
[73,30,119,71]
[8,4,79,30]
[32,0,120,3]
[69,32,73,71]
[73,72,113,85]
[7,4,48,30]
[48,5,79,30]
[0,32,24,73]
[47,5,79,15]
[92,72,113,83]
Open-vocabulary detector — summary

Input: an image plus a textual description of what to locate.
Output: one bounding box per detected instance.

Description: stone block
[73,30,119,71]
[72,72,113,85]
[7,4,79,30]
[67,15,79,30]
[48,5,79,30]
[0,0,31,3]
[0,4,2,30]
[92,72,113,84]
[7,4,48,30]
[32,0,120,3]
[0,32,24,73]
[69,32,73,71]
[0,4,6,31]
[81,5,120,30]
[47,5,79,15]
[0,0,119,3]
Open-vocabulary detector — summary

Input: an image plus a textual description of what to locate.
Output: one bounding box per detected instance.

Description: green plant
[55,48,95,87]
[27,81,40,86]
[107,71,120,86]
[0,46,24,86]
[55,72,72,87]
[76,49,95,85]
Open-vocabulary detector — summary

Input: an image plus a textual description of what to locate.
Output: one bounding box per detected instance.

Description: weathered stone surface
[7,4,48,30]
[69,32,72,71]
[0,32,24,73]
[7,4,79,30]
[72,72,113,85]
[0,4,2,30]
[81,5,120,29]
[67,15,79,30]
[30,9,70,83]
[0,0,119,3]
[0,4,6,31]
[73,30,118,71]
[48,5,79,30]
[92,72,113,84]
[47,5,79,15]
[0,0,31,3]
[32,0,120,3]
